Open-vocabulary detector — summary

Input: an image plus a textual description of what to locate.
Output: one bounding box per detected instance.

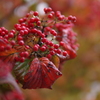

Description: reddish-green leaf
[23,57,62,89]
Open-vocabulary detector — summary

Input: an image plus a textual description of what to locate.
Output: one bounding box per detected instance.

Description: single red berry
[19,57,25,62]
[24,51,29,58]
[62,51,67,56]
[24,30,28,35]
[44,27,50,31]
[54,44,59,49]
[48,14,53,18]
[55,11,61,17]
[0,46,5,51]
[6,45,12,50]
[19,18,24,23]
[49,41,54,46]
[41,33,45,38]
[31,28,37,33]
[21,26,26,30]
[59,41,64,46]
[34,17,39,22]
[44,8,48,13]
[26,13,30,17]
[10,29,16,34]
[50,51,55,55]
[46,54,52,59]
[56,49,61,54]
[40,46,46,51]
[36,21,41,26]
[20,30,25,36]
[47,7,52,12]
[14,56,20,62]
[18,40,24,46]
[1,31,6,36]
[4,39,8,43]
[30,18,35,23]
[21,22,26,26]
[68,15,73,20]
[19,52,24,57]
[33,11,39,16]
[4,35,9,39]
[17,35,23,41]
[33,44,39,51]
[72,16,76,22]
[8,32,14,38]
[10,40,16,46]
[41,38,47,43]
[50,30,57,36]
[23,17,27,22]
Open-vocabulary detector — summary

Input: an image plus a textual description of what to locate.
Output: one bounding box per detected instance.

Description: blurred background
[0,0,100,100]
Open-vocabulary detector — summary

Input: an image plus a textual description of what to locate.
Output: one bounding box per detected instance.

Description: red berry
[24,30,28,35]
[44,8,48,13]
[68,15,73,20]
[19,57,25,62]
[40,46,46,51]
[18,40,24,46]
[34,17,39,22]
[50,30,57,36]
[62,51,67,56]
[48,14,53,18]
[19,18,24,23]
[14,56,20,62]
[49,41,54,46]
[30,18,35,23]
[4,35,9,39]
[19,52,24,57]
[1,31,6,36]
[41,38,47,43]
[50,51,55,55]
[17,35,23,41]
[10,29,16,34]
[36,21,41,26]
[56,49,61,54]
[26,13,30,17]
[6,45,12,50]
[59,41,64,46]
[8,32,14,38]
[33,11,39,16]
[0,46,5,51]
[41,33,45,38]
[24,51,29,58]
[47,7,52,12]
[46,54,52,59]
[33,44,39,51]
[10,40,16,46]
[20,30,25,35]
[54,44,59,49]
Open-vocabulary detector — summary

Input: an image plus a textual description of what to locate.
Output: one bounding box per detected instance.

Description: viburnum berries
[0,7,79,99]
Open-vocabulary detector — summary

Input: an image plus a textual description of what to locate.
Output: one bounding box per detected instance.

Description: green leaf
[14,59,32,84]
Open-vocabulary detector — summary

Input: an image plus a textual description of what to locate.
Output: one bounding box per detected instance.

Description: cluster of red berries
[0,7,78,63]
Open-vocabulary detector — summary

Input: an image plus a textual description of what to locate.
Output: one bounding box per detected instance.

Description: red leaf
[23,57,62,89]
[0,39,17,57]
[3,90,24,100]
[0,60,10,77]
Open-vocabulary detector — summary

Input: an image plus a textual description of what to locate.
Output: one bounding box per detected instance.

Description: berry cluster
[0,7,78,63]
[0,8,79,98]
